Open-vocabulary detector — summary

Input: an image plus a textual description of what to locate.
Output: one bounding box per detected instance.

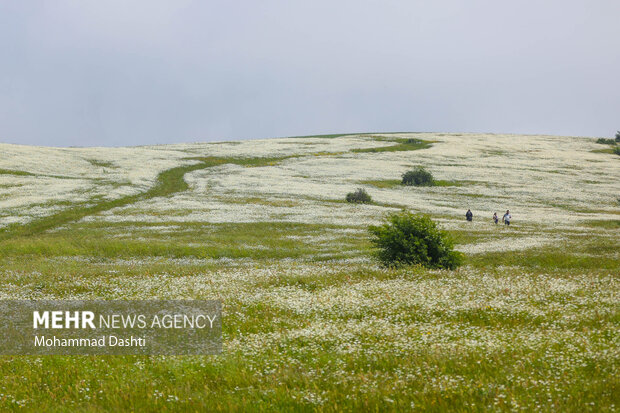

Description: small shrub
[616,131,620,142]
[614,146,620,156]
[402,167,434,186]
[596,138,616,145]
[346,188,372,203]
[369,211,463,269]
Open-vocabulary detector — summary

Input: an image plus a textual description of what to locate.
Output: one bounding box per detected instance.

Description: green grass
[469,249,619,270]
[0,246,616,410]
[481,149,508,156]
[188,155,295,167]
[361,179,468,189]
[591,147,616,154]
[0,168,36,176]
[0,221,369,261]
[216,196,300,207]
[287,132,413,140]
[0,140,430,242]
[583,219,620,229]
[467,237,620,270]
[360,179,401,188]
[432,179,467,187]
[2,342,614,411]
[0,162,210,241]
[0,135,618,411]
[0,155,304,241]
[351,137,433,153]
[0,168,90,180]
[86,159,117,168]
[0,221,617,411]
[287,133,356,139]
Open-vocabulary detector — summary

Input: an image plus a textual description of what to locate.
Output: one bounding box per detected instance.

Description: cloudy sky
[1,1,619,147]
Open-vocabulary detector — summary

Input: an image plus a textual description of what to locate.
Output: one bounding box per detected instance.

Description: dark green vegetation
[401,166,434,186]
[360,179,401,188]
[345,188,372,204]
[0,168,36,176]
[362,178,466,188]
[433,179,466,187]
[369,211,463,269]
[351,137,433,153]
[86,159,117,168]
[593,135,620,156]
[592,147,616,154]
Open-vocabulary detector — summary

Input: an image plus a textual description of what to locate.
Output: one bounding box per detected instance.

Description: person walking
[502,210,512,225]
[493,212,498,224]
[466,209,473,222]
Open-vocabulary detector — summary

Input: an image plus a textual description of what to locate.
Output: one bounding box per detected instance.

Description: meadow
[0,133,618,411]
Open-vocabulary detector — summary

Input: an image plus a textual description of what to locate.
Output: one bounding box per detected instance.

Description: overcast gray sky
[1,1,619,147]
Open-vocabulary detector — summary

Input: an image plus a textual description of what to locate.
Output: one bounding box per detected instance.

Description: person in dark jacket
[466,209,473,222]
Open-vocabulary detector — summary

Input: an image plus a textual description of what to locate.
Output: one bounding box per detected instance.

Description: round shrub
[346,188,372,204]
[615,131,620,142]
[614,146,620,156]
[401,167,434,186]
[369,211,463,269]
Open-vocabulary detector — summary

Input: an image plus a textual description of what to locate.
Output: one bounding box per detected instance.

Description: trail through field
[0,154,317,240]
[0,138,428,240]
[0,161,212,240]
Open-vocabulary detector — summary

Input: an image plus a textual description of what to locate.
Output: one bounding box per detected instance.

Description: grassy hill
[0,133,618,411]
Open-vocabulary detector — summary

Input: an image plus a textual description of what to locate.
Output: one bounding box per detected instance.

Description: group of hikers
[465,209,511,225]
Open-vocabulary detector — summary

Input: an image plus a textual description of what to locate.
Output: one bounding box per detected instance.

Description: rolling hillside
[0,133,618,411]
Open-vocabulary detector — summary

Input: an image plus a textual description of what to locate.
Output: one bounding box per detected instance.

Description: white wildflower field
[0,133,618,411]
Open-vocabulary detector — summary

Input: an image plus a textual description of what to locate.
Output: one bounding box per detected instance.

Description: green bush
[401,167,434,186]
[614,146,620,156]
[369,211,463,269]
[616,131,620,142]
[596,138,616,145]
[345,188,372,203]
